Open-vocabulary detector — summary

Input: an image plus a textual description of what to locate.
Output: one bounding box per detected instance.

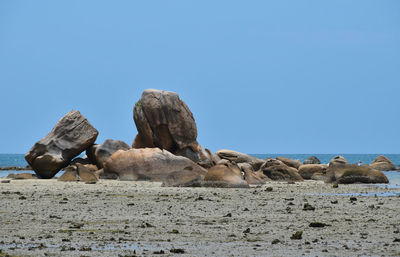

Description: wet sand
[0,179,400,256]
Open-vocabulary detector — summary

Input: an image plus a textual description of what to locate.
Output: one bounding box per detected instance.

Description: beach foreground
[1,179,399,256]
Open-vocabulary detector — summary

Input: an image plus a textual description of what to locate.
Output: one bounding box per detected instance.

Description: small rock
[1,180,10,183]
[309,222,329,228]
[290,231,303,240]
[331,200,338,204]
[170,248,185,254]
[271,239,280,244]
[303,203,315,211]
[332,183,339,188]
[223,213,232,217]
[265,187,273,192]
[394,238,400,242]
[350,197,357,202]
[243,228,251,234]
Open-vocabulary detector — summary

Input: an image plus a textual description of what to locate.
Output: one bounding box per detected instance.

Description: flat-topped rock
[216,149,264,170]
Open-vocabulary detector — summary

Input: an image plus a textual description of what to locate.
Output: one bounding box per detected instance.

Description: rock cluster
[23,89,392,186]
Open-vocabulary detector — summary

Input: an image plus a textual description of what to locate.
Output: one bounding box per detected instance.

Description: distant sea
[1,154,400,183]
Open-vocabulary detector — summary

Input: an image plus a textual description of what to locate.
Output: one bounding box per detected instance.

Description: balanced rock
[260,159,303,181]
[326,164,389,184]
[103,148,206,181]
[276,156,302,169]
[298,164,328,179]
[329,155,348,168]
[25,110,98,179]
[133,89,211,165]
[370,155,396,171]
[303,156,321,165]
[216,149,264,170]
[204,163,249,188]
[87,139,131,168]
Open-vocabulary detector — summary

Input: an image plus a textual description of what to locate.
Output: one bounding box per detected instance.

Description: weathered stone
[326,164,389,184]
[298,164,328,179]
[260,159,303,181]
[204,163,249,188]
[237,163,269,185]
[276,157,302,169]
[133,89,206,163]
[59,166,79,182]
[328,155,348,168]
[14,173,37,180]
[310,172,327,181]
[76,164,98,183]
[216,149,264,170]
[86,139,130,169]
[25,110,98,179]
[370,155,396,171]
[303,156,321,165]
[103,148,206,181]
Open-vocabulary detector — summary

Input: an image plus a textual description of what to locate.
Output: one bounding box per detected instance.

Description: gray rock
[303,156,321,165]
[87,139,130,168]
[25,110,98,179]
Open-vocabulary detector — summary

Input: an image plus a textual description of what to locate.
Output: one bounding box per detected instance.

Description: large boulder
[87,139,131,168]
[370,155,396,171]
[303,156,321,165]
[326,164,389,184]
[216,149,264,170]
[25,110,98,179]
[133,89,211,165]
[298,164,328,179]
[276,156,302,169]
[204,163,249,188]
[103,148,206,181]
[328,155,348,168]
[260,159,303,181]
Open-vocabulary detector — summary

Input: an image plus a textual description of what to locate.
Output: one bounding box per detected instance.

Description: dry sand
[0,179,400,256]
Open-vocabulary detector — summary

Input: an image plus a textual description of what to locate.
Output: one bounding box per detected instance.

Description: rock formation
[132,89,213,165]
[260,159,303,181]
[103,148,207,181]
[87,139,131,168]
[25,110,98,179]
[298,164,328,179]
[326,164,389,184]
[303,156,321,165]
[370,155,396,171]
[276,156,302,169]
[203,163,249,188]
[216,149,264,171]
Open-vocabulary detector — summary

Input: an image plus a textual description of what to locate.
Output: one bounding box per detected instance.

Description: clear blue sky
[1,1,399,154]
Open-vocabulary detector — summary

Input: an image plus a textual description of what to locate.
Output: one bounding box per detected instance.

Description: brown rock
[329,155,348,168]
[87,139,130,169]
[326,164,389,184]
[260,159,303,181]
[204,163,249,188]
[76,164,98,183]
[25,110,98,179]
[298,164,328,179]
[132,89,203,162]
[103,148,206,181]
[303,156,321,165]
[216,149,264,170]
[276,156,302,169]
[14,173,37,179]
[237,163,269,185]
[59,166,79,182]
[370,155,396,171]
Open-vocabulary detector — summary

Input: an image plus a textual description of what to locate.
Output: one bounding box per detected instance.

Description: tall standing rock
[133,89,212,165]
[25,110,98,179]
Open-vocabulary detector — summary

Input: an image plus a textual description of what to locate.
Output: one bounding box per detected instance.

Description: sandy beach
[1,179,399,256]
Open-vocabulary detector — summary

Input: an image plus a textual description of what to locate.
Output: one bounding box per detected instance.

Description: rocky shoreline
[0,179,399,256]
[1,89,400,256]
